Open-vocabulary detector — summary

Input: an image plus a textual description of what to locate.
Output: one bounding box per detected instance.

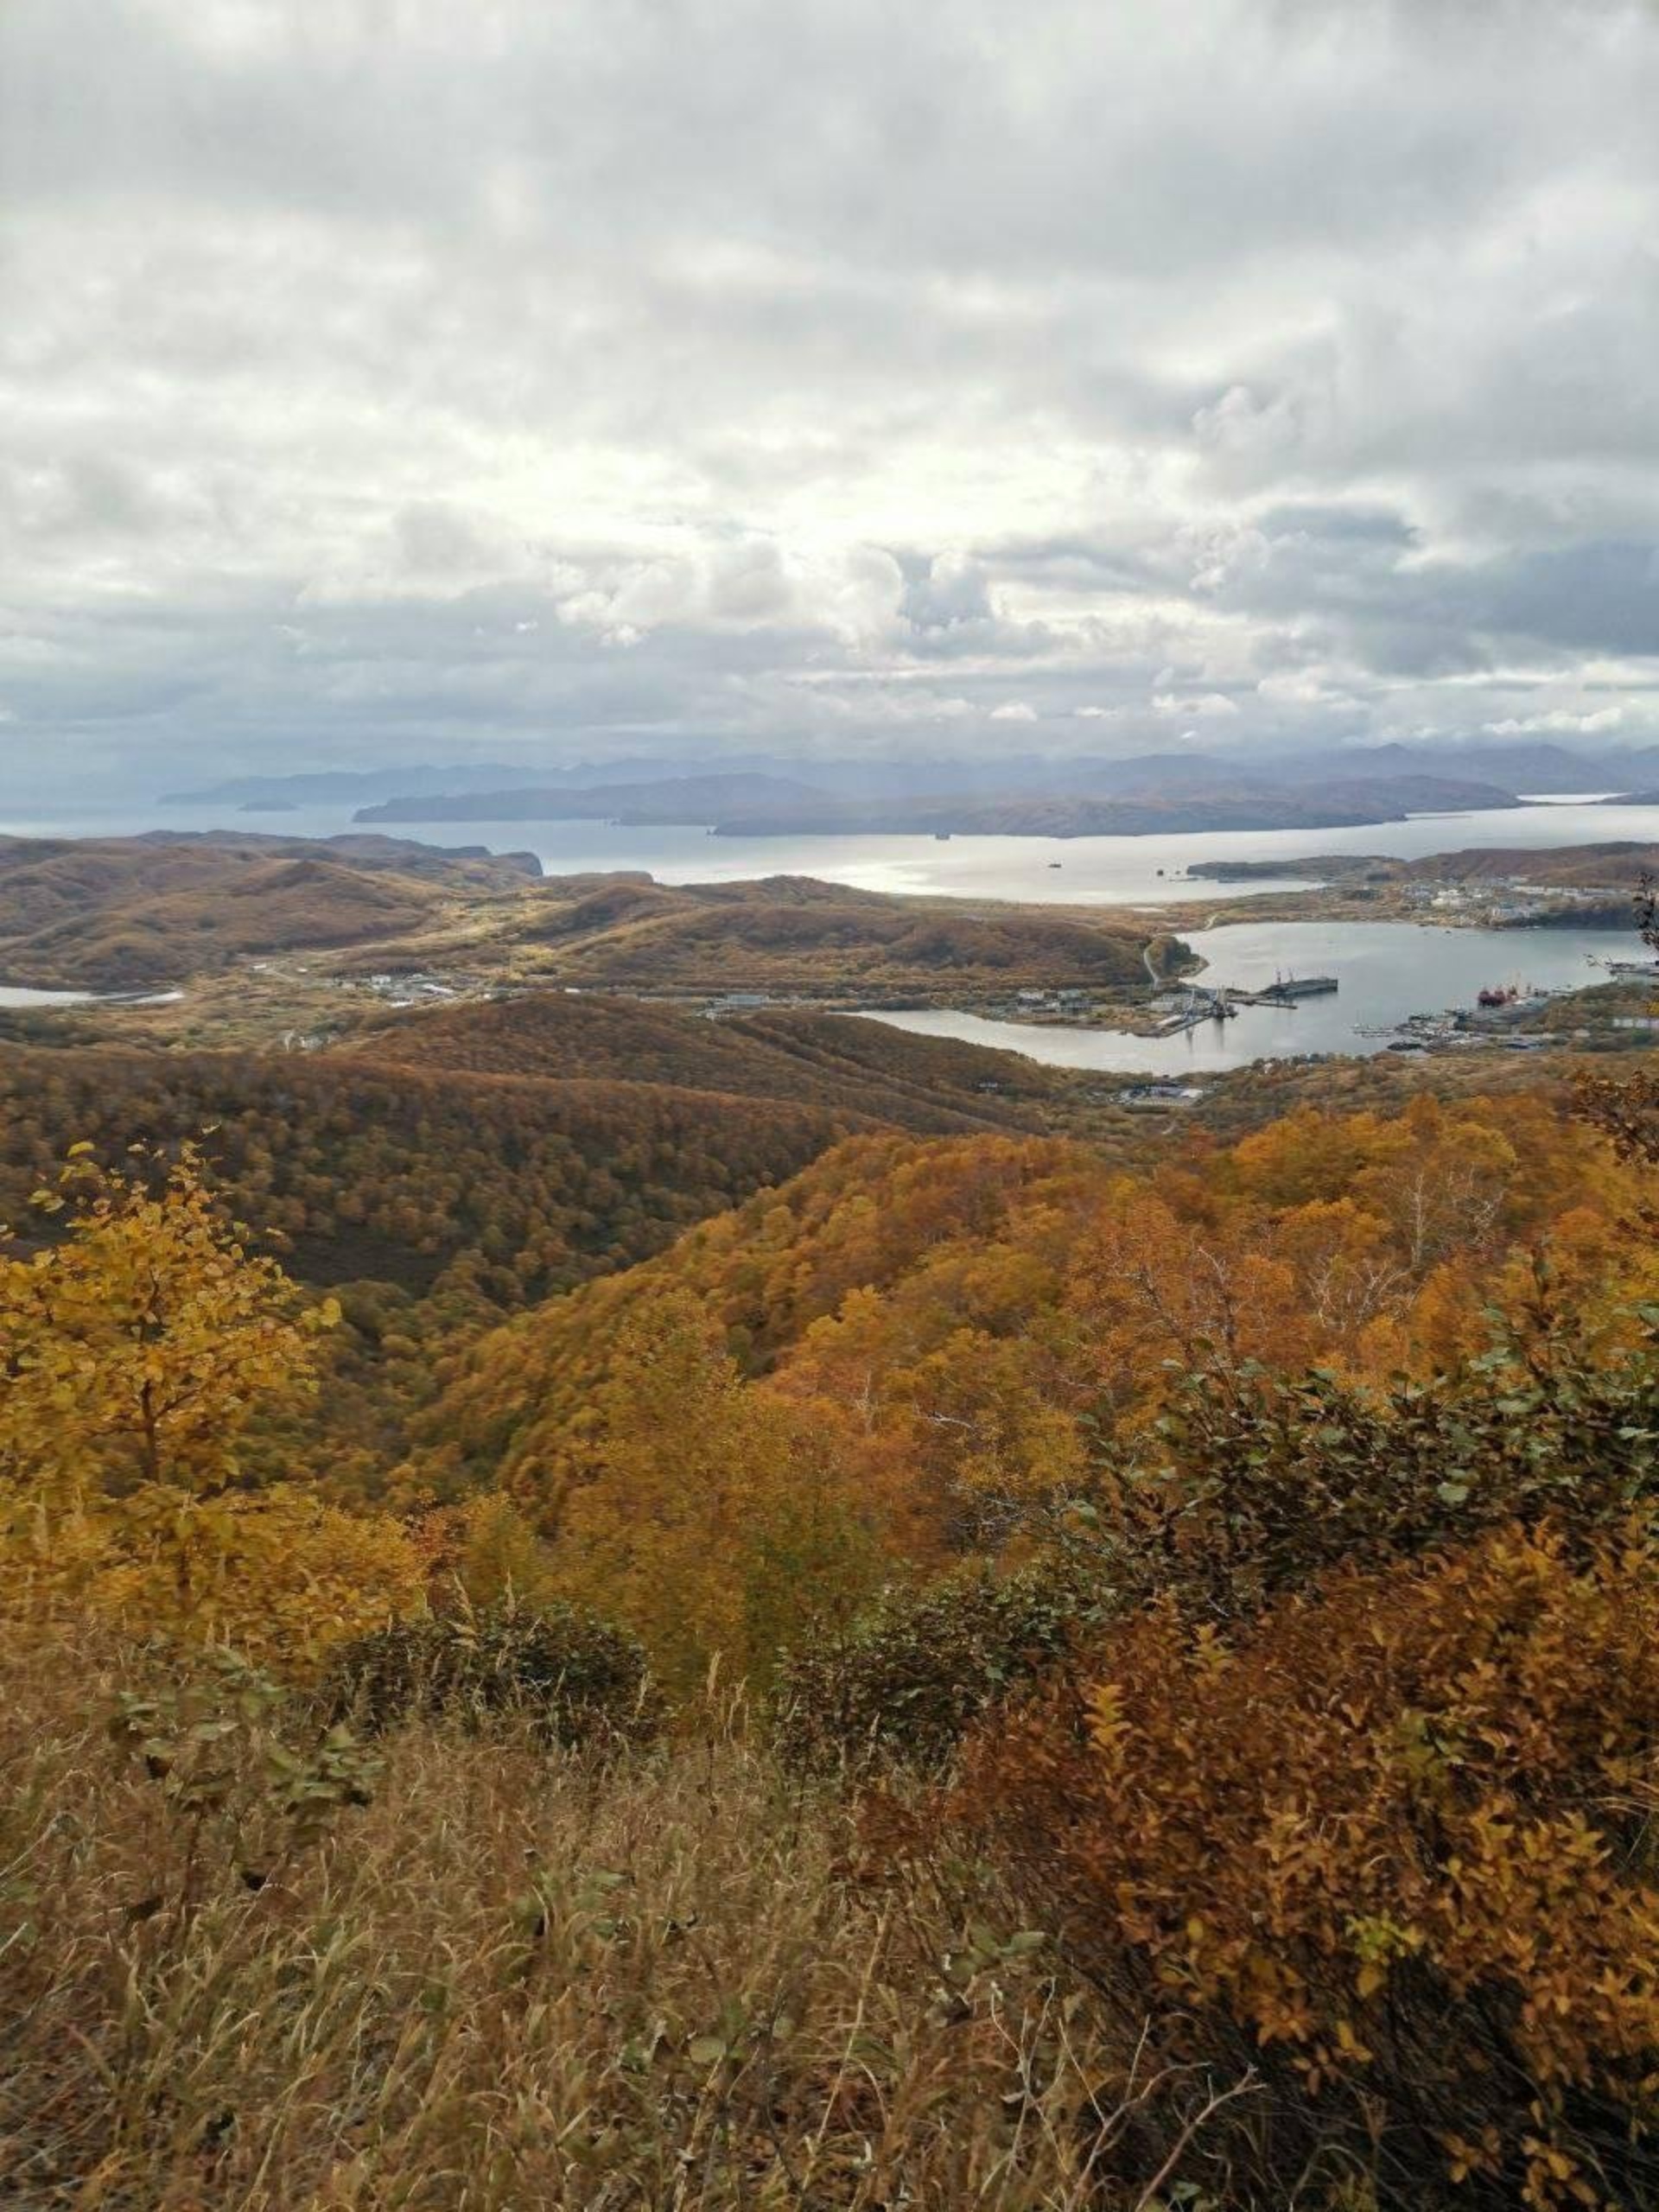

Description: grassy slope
[0,1638,1127,2212]
[0,842,441,990]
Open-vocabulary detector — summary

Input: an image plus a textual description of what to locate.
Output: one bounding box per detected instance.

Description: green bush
[772,1560,1100,1773]
[324,1598,659,1748]
[1103,1295,1659,1628]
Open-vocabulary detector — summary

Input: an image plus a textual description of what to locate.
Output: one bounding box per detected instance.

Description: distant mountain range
[700,775,1523,838]
[356,772,829,825]
[165,736,1659,817]
[159,739,1659,849]
[351,767,1525,839]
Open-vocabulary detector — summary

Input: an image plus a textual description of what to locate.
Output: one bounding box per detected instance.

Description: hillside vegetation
[3,892,1658,2210]
[404,1089,1653,1538]
[0,1045,876,1296]
[0,832,534,990]
[516,874,1170,990]
[0,830,1179,1010]
[0,991,1109,1491]
[3,1055,1657,2208]
[348,989,1059,1128]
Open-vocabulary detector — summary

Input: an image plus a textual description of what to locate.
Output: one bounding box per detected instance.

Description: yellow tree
[547,1288,892,1694]
[0,1143,421,1666]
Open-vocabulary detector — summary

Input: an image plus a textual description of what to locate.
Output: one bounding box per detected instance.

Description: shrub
[109,1644,385,1918]
[772,1559,1105,1772]
[961,1520,1659,2209]
[1098,1294,1657,1625]
[323,1597,659,1748]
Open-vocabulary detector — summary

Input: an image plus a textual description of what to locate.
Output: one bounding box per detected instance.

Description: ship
[1258,972,1338,1001]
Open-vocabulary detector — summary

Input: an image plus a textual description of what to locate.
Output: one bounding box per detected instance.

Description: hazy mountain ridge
[708,774,1522,837]
[159,735,1659,819]
[355,772,830,825]
[342,763,1528,837]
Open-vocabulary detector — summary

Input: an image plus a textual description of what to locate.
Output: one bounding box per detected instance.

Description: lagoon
[861,921,1637,1075]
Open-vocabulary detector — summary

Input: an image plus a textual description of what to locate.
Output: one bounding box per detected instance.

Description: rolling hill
[347,989,1061,1134]
[514,874,1173,990]
[0,833,537,991]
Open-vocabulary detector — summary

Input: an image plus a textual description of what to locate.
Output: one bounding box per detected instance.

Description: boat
[1258,972,1338,1001]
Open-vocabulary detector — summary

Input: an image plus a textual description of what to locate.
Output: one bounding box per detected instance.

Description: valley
[13,4,1659,2193]
[7,817,1632,1508]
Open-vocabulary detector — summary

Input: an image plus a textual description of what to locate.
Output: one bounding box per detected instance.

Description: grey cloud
[3,0,1659,799]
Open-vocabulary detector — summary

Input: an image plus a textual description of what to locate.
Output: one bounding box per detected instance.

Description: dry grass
[0,1631,1197,2212]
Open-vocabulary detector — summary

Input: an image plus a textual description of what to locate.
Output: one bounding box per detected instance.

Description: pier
[1231,974,1339,1005]
[1157,985,1236,1034]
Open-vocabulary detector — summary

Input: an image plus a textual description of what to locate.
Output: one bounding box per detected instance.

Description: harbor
[1153,971,1340,1033]
[860,920,1644,1076]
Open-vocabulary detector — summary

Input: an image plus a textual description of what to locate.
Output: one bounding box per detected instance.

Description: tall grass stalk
[0,1630,1185,2210]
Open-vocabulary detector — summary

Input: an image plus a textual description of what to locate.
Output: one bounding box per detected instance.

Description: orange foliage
[409,1095,1654,1588]
[963,1522,1659,2208]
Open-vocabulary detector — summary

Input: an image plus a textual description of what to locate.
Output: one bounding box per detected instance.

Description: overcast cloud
[3,0,1659,797]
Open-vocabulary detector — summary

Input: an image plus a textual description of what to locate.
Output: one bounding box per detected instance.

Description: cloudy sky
[3,0,1659,798]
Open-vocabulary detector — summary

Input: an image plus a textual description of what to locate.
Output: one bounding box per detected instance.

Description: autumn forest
[0,841,1655,2212]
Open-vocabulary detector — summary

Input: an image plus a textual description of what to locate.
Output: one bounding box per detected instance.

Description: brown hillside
[1403,842,1659,887]
[0,838,460,990]
[348,990,1056,1134]
[520,880,1160,988]
[0,832,548,992]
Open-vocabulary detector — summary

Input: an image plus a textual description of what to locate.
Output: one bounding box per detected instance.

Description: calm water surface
[863,921,1636,1075]
[9,795,1659,910]
[0,984,98,1008]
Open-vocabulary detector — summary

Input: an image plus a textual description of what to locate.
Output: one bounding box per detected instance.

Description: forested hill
[0,1045,875,1304]
[403,1086,1648,1511]
[347,990,1059,1131]
[0,1009,1071,1489]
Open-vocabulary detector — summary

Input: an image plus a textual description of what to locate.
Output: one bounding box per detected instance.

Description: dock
[1156,985,1236,1034]
[1242,974,1339,1004]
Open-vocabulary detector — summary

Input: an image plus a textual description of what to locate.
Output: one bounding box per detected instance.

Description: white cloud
[1152,691,1239,719]
[989,700,1039,722]
[1485,707,1628,737]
